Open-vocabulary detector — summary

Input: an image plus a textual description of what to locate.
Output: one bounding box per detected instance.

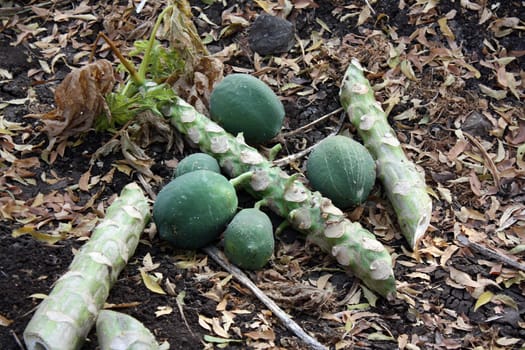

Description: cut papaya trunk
[339,58,432,250]
[160,96,396,299]
[23,183,150,350]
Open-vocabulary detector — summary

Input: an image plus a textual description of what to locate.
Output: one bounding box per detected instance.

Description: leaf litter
[0,0,524,349]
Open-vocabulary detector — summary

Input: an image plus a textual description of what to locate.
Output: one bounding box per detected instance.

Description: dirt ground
[1,0,524,349]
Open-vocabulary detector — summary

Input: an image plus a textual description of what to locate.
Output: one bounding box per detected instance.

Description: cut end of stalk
[381,132,401,147]
[409,208,432,250]
[331,244,351,266]
[369,259,394,281]
[240,150,264,165]
[289,207,313,230]
[324,221,346,238]
[362,236,386,252]
[250,170,271,191]
[283,183,308,202]
[210,136,230,153]
[359,114,376,130]
[25,337,49,350]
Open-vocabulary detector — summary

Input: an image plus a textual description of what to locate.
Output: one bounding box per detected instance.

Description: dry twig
[456,235,525,272]
[204,246,328,350]
[280,107,343,138]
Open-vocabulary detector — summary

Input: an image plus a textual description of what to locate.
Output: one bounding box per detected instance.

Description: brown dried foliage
[39,59,115,139]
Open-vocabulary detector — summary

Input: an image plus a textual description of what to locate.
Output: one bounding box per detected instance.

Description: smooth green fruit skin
[210,74,285,144]
[174,153,221,178]
[307,135,376,209]
[153,170,238,249]
[223,208,274,270]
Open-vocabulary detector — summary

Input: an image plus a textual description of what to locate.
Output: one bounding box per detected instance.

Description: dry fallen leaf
[474,290,493,311]
[140,269,166,295]
[0,314,13,327]
[244,328,276,341]
[155,306,173,317]
[12,225,66,244]
[40,59,115,139]
[495,337,521,346]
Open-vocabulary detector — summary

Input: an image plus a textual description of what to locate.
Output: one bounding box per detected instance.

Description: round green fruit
[153,170,238,249]
[174,153,221,178]
[223,208,274,270]
[210,73,285,144]
[306,135,376,209]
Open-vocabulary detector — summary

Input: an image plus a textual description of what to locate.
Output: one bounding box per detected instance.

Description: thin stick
[456,235,525,272]
[203,246,328,350]
[137,173,156,199]
[280,107,343,138]
[92,32,144,86]
[10,330,24,350]
[273,143,317,167]
[274,111,345,167]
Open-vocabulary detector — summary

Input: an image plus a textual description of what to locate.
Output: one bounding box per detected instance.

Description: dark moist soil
[1,0,524,349]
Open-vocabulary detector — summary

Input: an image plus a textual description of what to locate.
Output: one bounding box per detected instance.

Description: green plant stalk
[339,59,432,250]
[156,94,396,299]
[96,310,160,350]
[23,183,150,350]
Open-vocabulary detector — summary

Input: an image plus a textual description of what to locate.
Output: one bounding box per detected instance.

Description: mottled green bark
[339,59,433,249]
[160,97,396,298]
[24,183,150,350]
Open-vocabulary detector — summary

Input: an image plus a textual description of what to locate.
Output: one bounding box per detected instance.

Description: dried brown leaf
[495,337,521,346]
[357,6,372,27]
[460,0,482,11]
[489,17,521,38]
[155,306,173,317]
[140,269,166,295]
[198,314,213,331]
[447,138,468,161]
[0,314,13,327]
[244,328,276,341]
[448,266,480,288]
[78,168,91,192]
[253,0,274,14]
[474,290,493,311]
[40,59,115,139]
[438,17,455,40]
[293,0,319,10]
[211,317,230,338]
[120,130,161,182]
[479,84,507,100]
[492,293,519,310]
[12,225,66,244]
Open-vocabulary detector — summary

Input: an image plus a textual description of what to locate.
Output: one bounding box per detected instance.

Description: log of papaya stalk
[339,58,433,250]
[23,183,150,350]
[96,310,160,350]
[154,91,396,299]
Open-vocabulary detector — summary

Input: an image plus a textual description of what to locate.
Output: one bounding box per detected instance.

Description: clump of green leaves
[126,39,185,84]
[97,82,177,130]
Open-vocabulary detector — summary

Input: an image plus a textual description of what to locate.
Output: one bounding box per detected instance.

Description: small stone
[248,14,295,56]
[461,111,492,137]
